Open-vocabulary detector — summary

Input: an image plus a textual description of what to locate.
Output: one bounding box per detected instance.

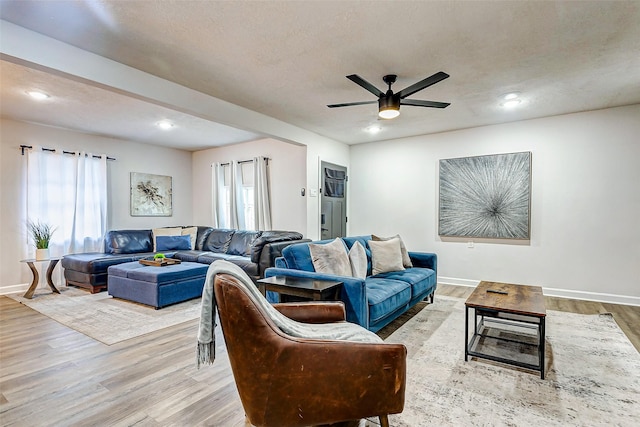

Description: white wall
[191,138,307,233]
[349,105,640,305]
[0,119,193,292]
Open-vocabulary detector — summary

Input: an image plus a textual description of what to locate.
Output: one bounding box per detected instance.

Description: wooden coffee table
[465,281,547,379]
[257,276,343,301]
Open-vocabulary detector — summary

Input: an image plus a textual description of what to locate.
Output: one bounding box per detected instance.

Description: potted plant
[27,220,56,260]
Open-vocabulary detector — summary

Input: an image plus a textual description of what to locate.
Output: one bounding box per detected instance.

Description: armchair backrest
[213,272,406,427]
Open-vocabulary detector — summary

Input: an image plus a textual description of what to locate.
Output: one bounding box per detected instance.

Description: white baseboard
[0,283,30,296]
[437,276,640,307]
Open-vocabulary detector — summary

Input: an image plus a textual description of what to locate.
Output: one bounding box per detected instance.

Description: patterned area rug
[384,296,640,426]
[8,287,201,345]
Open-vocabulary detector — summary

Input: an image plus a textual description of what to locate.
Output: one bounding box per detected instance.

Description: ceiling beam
[0,19,341,149]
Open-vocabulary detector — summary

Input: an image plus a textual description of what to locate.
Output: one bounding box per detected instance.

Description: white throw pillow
[348,241,367,279]
[369,237,405,275]
[309,238,352,277]
[372,234,413,268]
[182,226,198,250]
[152,227,183,251]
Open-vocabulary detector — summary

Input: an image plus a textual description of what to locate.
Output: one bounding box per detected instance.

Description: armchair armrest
[273,302,346,323]
[408,251,437,272]
[265,267,369,329]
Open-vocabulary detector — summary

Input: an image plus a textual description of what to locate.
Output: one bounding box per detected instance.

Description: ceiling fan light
[378,95,401,119]
[378,108,400,119]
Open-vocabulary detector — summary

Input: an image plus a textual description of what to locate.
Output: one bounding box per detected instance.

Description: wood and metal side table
[20,257,61,299]
[257,276,343,301]
[465,281,547,379]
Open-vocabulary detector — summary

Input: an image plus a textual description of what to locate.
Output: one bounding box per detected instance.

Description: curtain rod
[20,145,116,161]
[218,157,270,167]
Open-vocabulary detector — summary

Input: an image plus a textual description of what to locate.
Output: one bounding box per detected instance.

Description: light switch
[309,188,318,197]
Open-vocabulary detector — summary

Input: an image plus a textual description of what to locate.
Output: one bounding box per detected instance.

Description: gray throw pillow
[348,241,367,279]
[369,237,405,275]
[309,238,352,276]
[372,234,413,268]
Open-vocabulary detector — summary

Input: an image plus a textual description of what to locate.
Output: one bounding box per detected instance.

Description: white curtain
[26,147,107,257]
[253,156,272,230]
[233,161,246,229]
[212,157,271,230]
[211,163,222,228]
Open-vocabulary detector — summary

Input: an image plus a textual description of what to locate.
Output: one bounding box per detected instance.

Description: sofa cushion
[195,227,214,250]
[281,239,333,272]
[156,235,191,251]
[172,250,211,263]
[116,262,209,285]
[372,234,413,268]
[342,236,373,275]
[349,241,367,279]
[309,238,351,276]
[374,268,436,299]
[105,230,153,254]
[62,252,137,273]
[250,230,304,263]
[203,229,235,252]
[196,253,258,277]
[181,226,198,250]
[152,227,183,251]
[369,238,405,275]
[227,230,262,256]
[366,278,411,324]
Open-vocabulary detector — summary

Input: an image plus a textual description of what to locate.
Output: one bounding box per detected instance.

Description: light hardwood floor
[1,285,638,426]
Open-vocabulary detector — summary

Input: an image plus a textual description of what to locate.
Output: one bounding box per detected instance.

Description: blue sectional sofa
[61,227,308,293]
[264,235,437,332]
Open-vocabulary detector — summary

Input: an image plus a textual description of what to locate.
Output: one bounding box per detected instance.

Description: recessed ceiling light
[26,91,50,100]
[503,92,520,101]
[501,99,522,109]
[365,124,382,134]
[157,120,174,130]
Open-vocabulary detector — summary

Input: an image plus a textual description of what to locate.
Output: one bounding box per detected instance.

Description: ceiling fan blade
[327,100,378,108]
[401,99,450,108]
[397,72,450,99]
[346,74,385,98]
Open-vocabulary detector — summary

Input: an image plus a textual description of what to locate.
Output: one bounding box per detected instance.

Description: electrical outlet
[467,241,474,248]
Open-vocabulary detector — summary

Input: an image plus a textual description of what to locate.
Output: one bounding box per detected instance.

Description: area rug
[8,287,201,345]
[384,296,640,426]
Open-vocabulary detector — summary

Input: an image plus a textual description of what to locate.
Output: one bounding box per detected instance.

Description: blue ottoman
[108,261,209,308]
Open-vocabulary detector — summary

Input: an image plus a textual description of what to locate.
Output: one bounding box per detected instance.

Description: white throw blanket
[197,260,383,368]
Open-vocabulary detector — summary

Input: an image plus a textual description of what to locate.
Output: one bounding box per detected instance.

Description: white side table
[20,258,61,299]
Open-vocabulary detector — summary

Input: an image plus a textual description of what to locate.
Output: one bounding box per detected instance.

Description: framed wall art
[130,172,173,216]
[438,152,531,239]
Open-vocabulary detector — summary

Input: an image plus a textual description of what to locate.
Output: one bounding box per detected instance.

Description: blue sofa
[62,227,308,293]
[265,235,437,332]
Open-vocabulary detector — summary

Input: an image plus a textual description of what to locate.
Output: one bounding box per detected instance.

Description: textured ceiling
[1,0,639,150]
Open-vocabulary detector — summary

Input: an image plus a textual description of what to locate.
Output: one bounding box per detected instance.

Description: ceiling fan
[327,72,451,119]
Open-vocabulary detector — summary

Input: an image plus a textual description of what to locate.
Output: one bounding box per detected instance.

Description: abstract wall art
[438,152,531,239]
[130,172,172,216]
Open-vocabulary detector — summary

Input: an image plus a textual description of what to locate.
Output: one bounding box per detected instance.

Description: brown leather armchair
[214,273,407,427]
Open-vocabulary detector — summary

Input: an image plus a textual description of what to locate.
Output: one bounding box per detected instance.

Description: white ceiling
[1,1,639,151]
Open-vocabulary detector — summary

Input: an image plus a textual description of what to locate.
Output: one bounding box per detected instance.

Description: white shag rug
[383,296,640,426]
[8,286,200,345]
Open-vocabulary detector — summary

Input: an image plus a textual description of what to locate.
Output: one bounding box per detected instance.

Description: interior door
[320,161,347,239]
